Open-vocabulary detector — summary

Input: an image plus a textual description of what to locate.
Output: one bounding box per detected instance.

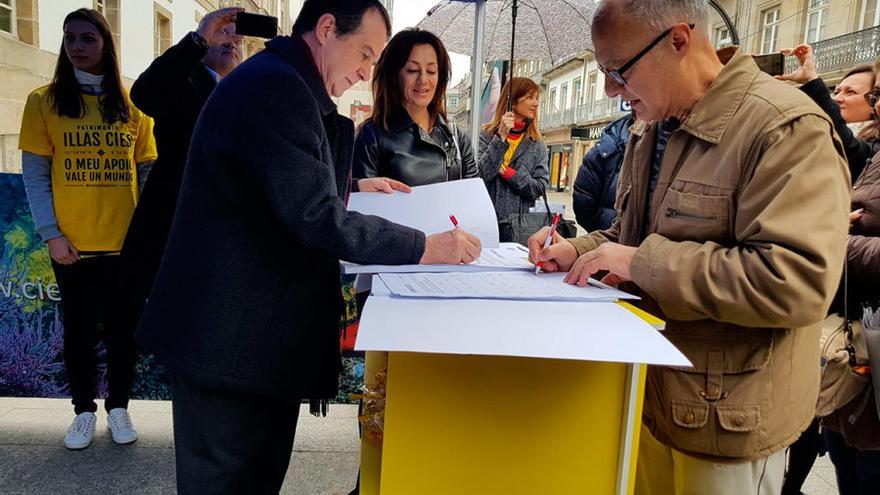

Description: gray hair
[593,0,709,34]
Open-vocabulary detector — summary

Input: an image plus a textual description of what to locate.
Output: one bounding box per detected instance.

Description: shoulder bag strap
[845,257,858,367]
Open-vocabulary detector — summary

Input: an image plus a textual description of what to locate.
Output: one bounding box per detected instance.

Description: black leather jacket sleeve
[352,123,381,179]
[456,126,479,179]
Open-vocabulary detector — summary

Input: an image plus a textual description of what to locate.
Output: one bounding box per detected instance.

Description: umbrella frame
[470,0,488,153]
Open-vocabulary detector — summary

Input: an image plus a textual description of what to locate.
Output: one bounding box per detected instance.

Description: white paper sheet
[346,178,500,248]
[377,271,639,302]
[341,243,532,274]
[355,287,690,366]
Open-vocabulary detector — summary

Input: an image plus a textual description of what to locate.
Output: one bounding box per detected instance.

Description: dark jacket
[477,129,549,220]
[800,78,880,179]
[135,36,426,400]
[122,32,217,310]
[353,113,478,186]
[799,78,880,317]
[848,153,880,315]
[572,115,632,232]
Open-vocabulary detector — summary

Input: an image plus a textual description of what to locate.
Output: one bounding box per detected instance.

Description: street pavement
[0,398,359,495]
[0,396,840,494]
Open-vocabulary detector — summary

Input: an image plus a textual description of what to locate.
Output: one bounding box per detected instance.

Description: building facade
[1,0,298,173]
[710,0,880,82]
[521,0,880,192]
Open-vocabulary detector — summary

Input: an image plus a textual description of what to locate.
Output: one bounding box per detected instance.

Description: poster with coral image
[0,173,362,403]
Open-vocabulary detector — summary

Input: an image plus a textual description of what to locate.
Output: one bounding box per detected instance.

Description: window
[805,0,828,43]
[573,77,583,108]
[760,7,780,54]
[859,0,879,29]
[154,5,172,58]
[95,0,120,53]
[449,96,458,110]
[549,88,557,112]
[587,71,598,105]
[0,0,14,35]
[714,25,732,48]
[560,83,568,110]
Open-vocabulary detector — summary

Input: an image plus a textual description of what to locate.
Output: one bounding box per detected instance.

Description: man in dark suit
[135,1,481,493]
[123,7,245,314]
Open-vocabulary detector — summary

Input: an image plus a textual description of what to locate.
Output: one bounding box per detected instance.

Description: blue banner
[0,173,362,403]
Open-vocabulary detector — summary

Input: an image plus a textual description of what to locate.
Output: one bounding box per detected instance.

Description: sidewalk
[0,398,359,495]
[1,396,841,494]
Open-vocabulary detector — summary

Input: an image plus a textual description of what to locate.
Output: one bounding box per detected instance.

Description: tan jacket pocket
[715,404,762,456]
[656,188,730,243]
[672,399,709,428]
[716,404,760,432]
[668,399,711,453]
[664,327,773,374]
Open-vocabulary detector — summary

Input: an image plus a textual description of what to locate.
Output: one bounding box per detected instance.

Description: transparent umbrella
[417,0,596,65]
[416,0,596,139]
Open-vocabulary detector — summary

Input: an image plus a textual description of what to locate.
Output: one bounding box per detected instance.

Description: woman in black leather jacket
[353,29,477,186]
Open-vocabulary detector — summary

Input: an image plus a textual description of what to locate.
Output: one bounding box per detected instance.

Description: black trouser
[171,374,301,495]
[782,418,825,494]
[825,428,880,495]
[52,256,137,415]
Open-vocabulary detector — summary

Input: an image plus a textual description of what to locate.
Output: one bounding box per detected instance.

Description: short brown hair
[482,77,543,141]
[369,29,451,132]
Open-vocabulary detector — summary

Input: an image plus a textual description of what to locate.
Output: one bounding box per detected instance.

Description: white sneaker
[64,412,96,450]
[107,408,139,445]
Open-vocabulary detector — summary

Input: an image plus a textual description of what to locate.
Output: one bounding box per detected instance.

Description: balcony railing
[785,25,880,75]
[539,96,625,131]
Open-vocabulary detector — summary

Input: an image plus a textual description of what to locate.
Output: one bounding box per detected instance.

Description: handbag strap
[539,184,553,223]
[845,257,858,367]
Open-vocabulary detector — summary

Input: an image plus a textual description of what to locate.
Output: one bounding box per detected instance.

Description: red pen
[535,213,562,275]
[450,214,459,228]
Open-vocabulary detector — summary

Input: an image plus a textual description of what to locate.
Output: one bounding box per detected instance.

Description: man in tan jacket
[529,0,851,493]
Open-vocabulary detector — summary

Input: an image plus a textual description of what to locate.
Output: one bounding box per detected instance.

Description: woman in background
[478,77,549,225]
[18,8,156,450]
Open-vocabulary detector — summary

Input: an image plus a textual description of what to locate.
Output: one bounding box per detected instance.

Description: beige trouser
[635,425,785,495]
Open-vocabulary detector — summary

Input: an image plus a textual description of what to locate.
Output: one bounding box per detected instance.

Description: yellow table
[359,303,663,495]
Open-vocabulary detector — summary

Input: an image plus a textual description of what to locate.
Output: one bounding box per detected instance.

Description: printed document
[377,271,639,302]
[342,243,532,274]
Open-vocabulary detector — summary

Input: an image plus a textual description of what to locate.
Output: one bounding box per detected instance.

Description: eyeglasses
[598,23,695,87]
[865,88,880,107]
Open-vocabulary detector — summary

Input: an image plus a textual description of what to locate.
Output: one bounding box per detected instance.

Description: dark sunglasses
[865,88,880,107]
[598,23,695,87]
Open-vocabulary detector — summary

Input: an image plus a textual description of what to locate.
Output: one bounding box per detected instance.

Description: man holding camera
[123,7,245,315]
[135,1,482,492]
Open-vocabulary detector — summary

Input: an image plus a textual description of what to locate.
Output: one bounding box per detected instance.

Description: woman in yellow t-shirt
[18,8,157,451]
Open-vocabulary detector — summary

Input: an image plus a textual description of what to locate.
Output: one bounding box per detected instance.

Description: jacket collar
[629,47,756,144]
[678,47,757,144]
[264,35,337,117]
[191,63,218,97]
[388,110,449,134]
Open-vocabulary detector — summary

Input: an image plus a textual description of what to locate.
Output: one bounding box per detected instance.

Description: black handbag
[498,187,578,245]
